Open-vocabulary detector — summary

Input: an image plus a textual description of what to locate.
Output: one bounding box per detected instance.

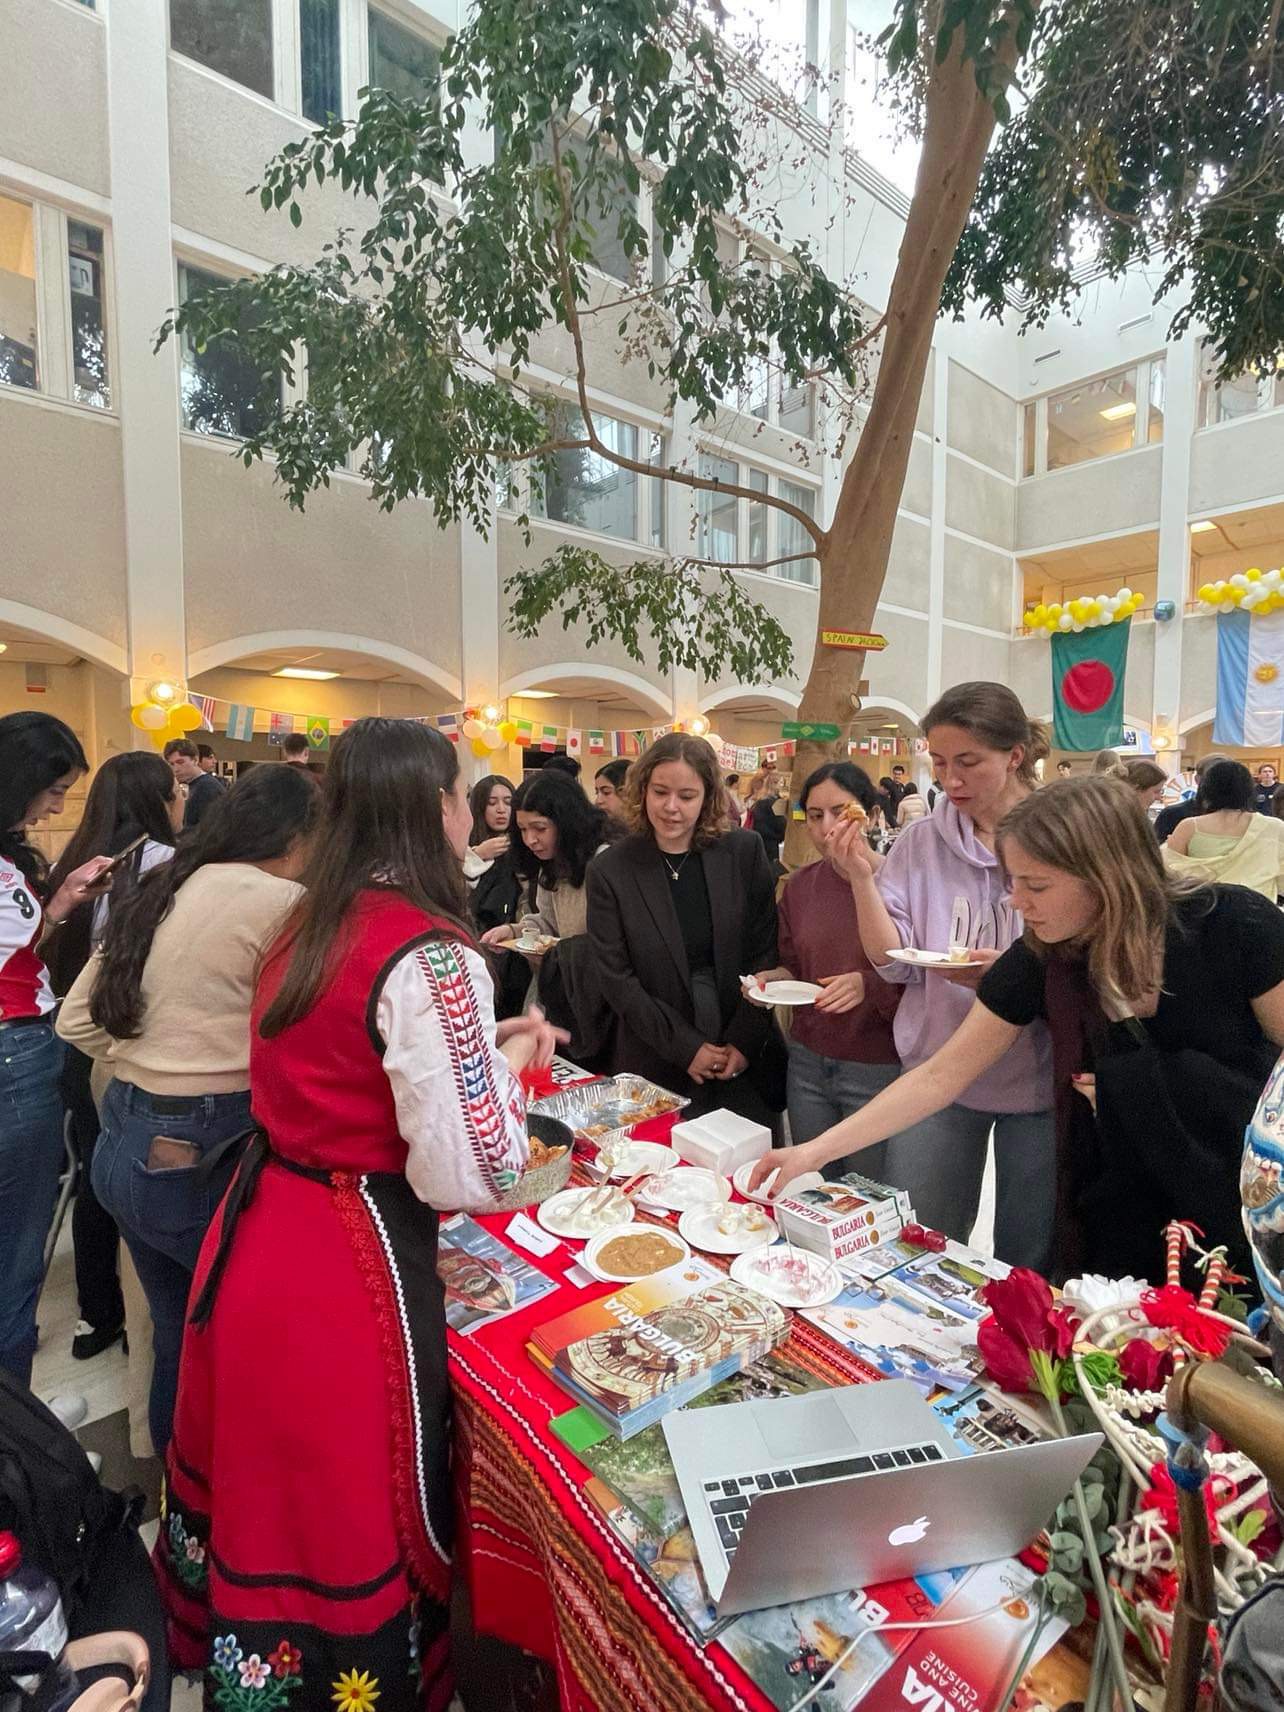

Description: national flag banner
[515,719,533,747]
[341,718,356,730]
[610,731,626,757]
[306,716,330,752]
[588,730,606,755]
[225,704,255,742]
[1214,608,1284,746]
[195,695,218,731]
[540,725,558,752]
[566,729,582,758]
[436,713,459,744]
[268,712,293,747]
[651,726,668,744]
[779,740,796,758]
[1051,618,1130,751]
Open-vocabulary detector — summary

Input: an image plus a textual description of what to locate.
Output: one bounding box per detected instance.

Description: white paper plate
[732,1162,826,1206]
[511,934,558,953]
[744,978,823,1007]
[730,1244,844,1308]
[679,1205,776,1255]
[637,1167,729,1212]
[536,1186,635,1241]
[885,947,985,970]
[595,1141,680,1181]
[583,1226,691,1283]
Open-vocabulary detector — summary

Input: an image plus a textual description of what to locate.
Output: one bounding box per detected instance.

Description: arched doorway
[498,666,673,783]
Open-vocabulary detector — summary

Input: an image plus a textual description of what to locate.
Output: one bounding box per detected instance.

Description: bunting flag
[515,720,533,747]
[652,725,669,743]
[588,730,606,755]
[566,729,582,758]
[307,716,331,752]
[225,704,255,742]
[268,712,293,747]
[194,695,217,732]
[436,713,459,743]
[540,725,558,752]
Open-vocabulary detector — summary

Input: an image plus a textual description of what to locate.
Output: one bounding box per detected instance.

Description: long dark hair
[44,753,179,996]
[510,767,609,890]
[469,774,514,845]
[259,718,470,1037]
[798,760,877,815]
[92,762,320,1039]
[0,712,89,890]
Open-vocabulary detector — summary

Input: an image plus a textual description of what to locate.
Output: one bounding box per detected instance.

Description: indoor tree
[164,0,1284,823]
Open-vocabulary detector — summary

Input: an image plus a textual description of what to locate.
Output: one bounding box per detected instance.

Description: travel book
[436,1214,558,1335]
[801,1271,983,1396]
[528,1255,723,1368]
[585,1480,730,1643]
[774,1174,911,1266]
[551,1279,790,1438]
[933,1385,1050,1458]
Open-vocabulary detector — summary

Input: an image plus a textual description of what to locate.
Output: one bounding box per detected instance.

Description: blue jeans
[0,1020,65,1384]
[92,1079,253,1453]
[882,1102,1057,1272]
[786,1041,900,1183]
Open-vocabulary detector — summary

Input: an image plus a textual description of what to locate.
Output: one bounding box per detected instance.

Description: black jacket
[585,830,779,1095]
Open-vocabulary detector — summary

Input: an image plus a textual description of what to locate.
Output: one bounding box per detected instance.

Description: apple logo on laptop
[887,1516,930,1547]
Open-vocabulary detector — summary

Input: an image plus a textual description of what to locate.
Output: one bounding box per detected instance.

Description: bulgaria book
[551,1279,789,1438]
[774,1173,911,1267]
[528,1255,723,1370]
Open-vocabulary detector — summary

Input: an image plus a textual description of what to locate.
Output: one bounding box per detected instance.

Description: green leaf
[1230,1508,1268,1546]
[289,202,302,228]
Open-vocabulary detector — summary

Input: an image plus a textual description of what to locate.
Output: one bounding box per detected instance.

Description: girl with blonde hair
[752,775,1284,1281]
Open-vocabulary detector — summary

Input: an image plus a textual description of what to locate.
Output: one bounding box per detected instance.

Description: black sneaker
[72,1319,126,1360]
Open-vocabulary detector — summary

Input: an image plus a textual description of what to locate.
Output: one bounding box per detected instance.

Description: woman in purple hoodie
[817,683,1055,1268]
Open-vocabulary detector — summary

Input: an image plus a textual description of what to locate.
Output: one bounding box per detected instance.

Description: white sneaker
[46,1394,88,1431]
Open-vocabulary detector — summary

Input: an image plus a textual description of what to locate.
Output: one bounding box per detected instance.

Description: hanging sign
[781,721,841,741]
[822,630,887,651]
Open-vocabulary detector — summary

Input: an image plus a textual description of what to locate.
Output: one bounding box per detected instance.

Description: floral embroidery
[165,1507,209,1595]
[210,1635,304,1712]
[331,1669,381,1712]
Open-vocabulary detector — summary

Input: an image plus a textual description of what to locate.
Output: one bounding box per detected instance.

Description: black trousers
[61,1046,125,1334]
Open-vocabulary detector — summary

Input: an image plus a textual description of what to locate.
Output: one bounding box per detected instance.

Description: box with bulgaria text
[774,1173,911,1266]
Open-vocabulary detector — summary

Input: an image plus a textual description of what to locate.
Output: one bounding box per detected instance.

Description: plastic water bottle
[0,1532,79,1711]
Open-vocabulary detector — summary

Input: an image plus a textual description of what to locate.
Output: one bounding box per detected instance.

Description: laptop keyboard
[701,1440,947,1560]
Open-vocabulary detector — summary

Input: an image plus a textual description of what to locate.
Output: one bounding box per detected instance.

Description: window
[178,263,280,438]
[301,0,341,122]
[777,479,818,585]
[747,467,768,563]
[1146,358,1165,445]
[532,407,640,540]
[67,221,109,409]
[1199,345,1284,426]
[648,433,666,547]
[1022,402,1036,477]
[778,378,815,440]
[1047,369,1137,469]
[0,194,38,393]
[368,6,441,103]
[169,0,273,99]
[698,455,739,563]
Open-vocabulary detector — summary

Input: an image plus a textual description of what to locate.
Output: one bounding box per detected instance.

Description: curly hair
[623,733,729,851]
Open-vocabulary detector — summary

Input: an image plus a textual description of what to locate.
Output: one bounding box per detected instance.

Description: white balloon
[1266,568,1282,588]
[1098,609,1114,624]
[1059,613,1074,630]
[1117,588,1133,603]
[1231,573,1250,590]
[1072,620,1085,632]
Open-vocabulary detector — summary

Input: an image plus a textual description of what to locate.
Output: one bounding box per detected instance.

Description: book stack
[528,1256,723,1373]
[774,1172,912,1268]
[537,1275,789,1439]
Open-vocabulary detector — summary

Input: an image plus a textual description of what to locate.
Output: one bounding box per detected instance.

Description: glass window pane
[649,432,665,547]
[698,454,738,563]
[533,408,639,540]
[1146,358,1165,444]
[301,0,341,122]
[179,263,280,439]
[778,479,818,585]
[368,7,440,103]
[1215,369,1261,422]
[68,221,109,409]
[1274,363,1284,410]
[747,467,768,563]
[1022,402,1036,476]
[0,195,38,392]
[778,379,814,439]
[169,0,273,100]
[1046,368,1137,469]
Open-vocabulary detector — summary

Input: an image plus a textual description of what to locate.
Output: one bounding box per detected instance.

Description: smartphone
[100,832,148,874]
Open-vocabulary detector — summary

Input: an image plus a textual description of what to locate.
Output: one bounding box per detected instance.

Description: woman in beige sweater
[57,764,318,1453]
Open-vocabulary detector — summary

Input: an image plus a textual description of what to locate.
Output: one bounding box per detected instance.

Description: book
[528,1255,722,1367]
[932,1386,1050,1458]
[801,1272,983,1396]
[551,1279,789,1438]
[588,1485,731,1643]
[436,1214,558,1334]
[774,1175,909,1265]
[577,1353,828,1536]
[893,1247,1010,1321]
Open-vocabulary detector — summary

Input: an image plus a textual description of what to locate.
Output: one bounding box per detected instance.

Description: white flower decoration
[1061,1273,1147,1335]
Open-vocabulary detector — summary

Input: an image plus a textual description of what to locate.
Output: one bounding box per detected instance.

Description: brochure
[436,1214,558,1334]
[802,1274,982,1396]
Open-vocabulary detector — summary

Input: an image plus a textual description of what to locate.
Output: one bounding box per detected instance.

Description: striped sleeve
[374,939,529,1210]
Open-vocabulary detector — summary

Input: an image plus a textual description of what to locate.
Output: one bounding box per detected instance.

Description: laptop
[662,1380,1102,1616]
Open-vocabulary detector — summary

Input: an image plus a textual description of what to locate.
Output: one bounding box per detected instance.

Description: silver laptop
[662,1380,1102,1616]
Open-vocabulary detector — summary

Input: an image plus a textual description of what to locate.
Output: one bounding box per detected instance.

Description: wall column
[104,0,187,702]
[1152,335,1199,760]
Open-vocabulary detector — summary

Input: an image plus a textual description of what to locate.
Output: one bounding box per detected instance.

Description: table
[447,1109,879,1712]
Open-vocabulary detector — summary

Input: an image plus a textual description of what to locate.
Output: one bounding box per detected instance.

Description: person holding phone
[56,765,318,1451]
[0,713,114,1384]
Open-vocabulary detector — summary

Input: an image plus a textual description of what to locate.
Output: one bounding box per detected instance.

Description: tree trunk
[782,15,1031,865]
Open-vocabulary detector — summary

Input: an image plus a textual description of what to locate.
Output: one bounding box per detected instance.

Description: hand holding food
[825,815,876,883]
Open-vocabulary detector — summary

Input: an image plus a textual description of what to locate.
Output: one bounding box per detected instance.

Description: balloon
[1198,584,1215,604]
[1231,573,1249,590]
[171,703,203,732]
[1047,604,1062,620]
[497,721,518,743]
[1246,567,1262,582]
[469,736,490,758]
[461,718,484,740]
[1117,589,1133,603]
[481,727,505,752]
[1265,568,1282,587]
[138,704,168,731]
[1098,609,1114,624]
[150,729,172,751]
[1058,613,1073,630]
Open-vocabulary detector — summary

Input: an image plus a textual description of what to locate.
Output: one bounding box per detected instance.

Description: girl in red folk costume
[156,718,561,1712]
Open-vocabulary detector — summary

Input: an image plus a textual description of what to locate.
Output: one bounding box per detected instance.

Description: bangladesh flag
[1051,620,1130,751]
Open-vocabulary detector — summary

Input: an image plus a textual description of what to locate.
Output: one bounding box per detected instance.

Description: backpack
[0,1373,139,1622]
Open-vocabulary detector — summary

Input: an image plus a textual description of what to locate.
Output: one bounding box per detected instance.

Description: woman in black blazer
[586,733,783,1122]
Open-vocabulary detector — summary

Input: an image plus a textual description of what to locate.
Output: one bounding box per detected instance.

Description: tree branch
[673,551,818,573]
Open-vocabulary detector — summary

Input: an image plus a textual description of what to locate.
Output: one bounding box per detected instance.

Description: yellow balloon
[469,736,490,758]
[1246,567,1262,582]
[497,720,518,743]
[171,702,203,732]
[1198,584,1215,604]
[150,729,172,751]
[1047,604,1063,620]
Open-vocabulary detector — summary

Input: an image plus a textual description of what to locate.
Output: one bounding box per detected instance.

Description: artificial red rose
[975,1314,1035,1393]
[977,1269,1082,1397]
[1118,1337,1175,1393]
[1046,1306,1079,1359]
[980,1268,1059,1350]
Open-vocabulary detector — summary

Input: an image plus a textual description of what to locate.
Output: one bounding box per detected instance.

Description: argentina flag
[1214,608,1284,747]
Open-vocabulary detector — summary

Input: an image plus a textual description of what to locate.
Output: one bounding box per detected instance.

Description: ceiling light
[0,643,7,655]
[1099,402,1136,422]
[1189,520,1216,534]
[518,689,558,700]
[273,666,339,681]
